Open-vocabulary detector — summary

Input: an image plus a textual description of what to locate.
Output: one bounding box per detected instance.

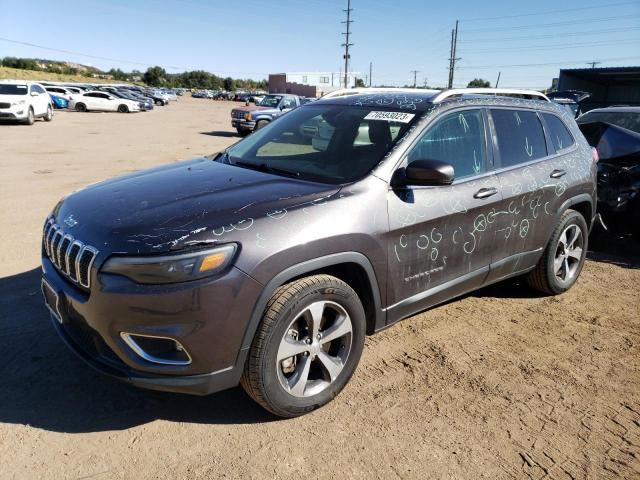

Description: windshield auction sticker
[364,111,415,123]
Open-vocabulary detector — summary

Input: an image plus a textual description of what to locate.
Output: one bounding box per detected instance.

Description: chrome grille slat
[42,220,98,289]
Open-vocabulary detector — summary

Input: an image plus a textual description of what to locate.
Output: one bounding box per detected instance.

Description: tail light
[591,147,599,163]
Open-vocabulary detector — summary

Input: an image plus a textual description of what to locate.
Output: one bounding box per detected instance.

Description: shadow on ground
[1,229,637,433]
[199,131,239,138]
[0,268,274,434]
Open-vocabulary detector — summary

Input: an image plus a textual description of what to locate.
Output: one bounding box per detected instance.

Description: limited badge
[364,111,415,123]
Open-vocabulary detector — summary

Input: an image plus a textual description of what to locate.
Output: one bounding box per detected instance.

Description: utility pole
[410,70,419,88]
[369,61,372,87]
[587,61,601,68]
[341,0,353,88]
[447,20,460,89]
[495,71,501,88]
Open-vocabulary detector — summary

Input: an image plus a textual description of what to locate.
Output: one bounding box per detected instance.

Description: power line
[459,26,640,43]
[341,0,353,89]
[462,13,640,33]
[457,56,640,70]
[460,0,639,22]
[461,38,640,54]
[410,69,419,88]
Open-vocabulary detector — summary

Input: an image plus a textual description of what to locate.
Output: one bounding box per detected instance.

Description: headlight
[245,112,252,121]
[11,100,26,106]
[101,244,237,284]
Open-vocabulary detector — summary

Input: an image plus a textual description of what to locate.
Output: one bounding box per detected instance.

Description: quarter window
[491,109,547,167]
[542,113,574,151]
[408,109,487,180]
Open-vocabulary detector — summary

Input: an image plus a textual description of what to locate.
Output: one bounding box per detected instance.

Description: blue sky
[1,0,639,89]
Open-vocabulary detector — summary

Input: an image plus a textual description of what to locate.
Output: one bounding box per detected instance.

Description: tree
[223,77,235,91]
[467,78,491,88]
[143,66,167,86]
[355,77,365,88]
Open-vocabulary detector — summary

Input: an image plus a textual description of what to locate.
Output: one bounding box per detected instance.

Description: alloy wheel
[276,301,353,398]
[554,224,584,282]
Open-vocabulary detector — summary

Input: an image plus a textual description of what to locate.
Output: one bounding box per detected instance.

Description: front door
[386,108,501,323]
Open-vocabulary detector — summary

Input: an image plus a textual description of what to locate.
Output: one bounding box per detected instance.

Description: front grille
[232,110,246,119]
[0,102,10,109]
[43,219,98,289]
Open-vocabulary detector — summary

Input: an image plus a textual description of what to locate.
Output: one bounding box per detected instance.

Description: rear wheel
[75,103,87,112]
[118,104,129,113]
[44,105,53,122]
[528,209,588,295]
[241,275,366,418]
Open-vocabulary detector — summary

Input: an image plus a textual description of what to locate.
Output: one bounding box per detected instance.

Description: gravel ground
[0,97,639,480]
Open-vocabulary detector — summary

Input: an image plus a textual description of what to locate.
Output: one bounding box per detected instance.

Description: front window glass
[408,109,487,180]
[491,109,548,167]
[0,85,28,95]
[224,104,418,184]
[258,95,283,108]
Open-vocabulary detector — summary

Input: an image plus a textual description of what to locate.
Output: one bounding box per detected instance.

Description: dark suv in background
[41,88,597,417]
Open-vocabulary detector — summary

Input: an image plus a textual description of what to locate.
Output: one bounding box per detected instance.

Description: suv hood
[0,94,29,104]
[232,105,270,113]
[53,158,340,255]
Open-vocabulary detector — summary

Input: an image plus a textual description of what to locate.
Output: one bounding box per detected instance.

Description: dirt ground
[1,97,639,480]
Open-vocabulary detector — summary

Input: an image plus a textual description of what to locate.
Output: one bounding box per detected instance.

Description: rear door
[386,107,501,322]
[485,107,566,282]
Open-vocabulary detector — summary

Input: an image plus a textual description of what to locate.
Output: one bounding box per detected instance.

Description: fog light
[120,332,192,365]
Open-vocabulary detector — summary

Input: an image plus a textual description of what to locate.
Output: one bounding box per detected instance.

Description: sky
[1,0,639,89]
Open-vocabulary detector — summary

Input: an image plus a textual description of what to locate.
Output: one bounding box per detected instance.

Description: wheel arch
[238,252,384,359]
[558,194,594,231]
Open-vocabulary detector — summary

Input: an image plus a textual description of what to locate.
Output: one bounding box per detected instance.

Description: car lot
[1,97,639,479]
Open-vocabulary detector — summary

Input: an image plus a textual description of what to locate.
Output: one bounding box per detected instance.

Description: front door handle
[473,187,498,199]
[550,169,567,179]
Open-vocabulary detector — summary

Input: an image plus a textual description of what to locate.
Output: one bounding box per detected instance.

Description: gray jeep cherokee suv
[41,88,597,417]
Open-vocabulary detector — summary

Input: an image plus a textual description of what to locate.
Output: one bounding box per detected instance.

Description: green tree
[223,77,235,91]
[467,78,491,88]
[143,66,168,86]
[355,78,366,87]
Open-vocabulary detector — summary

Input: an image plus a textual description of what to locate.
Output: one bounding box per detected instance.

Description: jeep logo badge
[63,214,78,228]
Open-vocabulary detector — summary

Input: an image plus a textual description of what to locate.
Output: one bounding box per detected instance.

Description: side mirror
[394,159,455,186]
[31,91,39,96]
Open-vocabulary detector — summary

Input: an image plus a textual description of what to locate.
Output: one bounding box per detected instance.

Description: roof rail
[431,88,550,103]
[322,87,440,99]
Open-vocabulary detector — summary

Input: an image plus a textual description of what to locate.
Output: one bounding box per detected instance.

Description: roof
[559,66,640,84]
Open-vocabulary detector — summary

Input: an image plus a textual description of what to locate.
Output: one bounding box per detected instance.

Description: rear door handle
[550,169,567,179]
[473,187,498,199]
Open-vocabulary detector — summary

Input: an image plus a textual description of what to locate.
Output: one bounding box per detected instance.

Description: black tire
[24,107,35,125]
[44,105,53,122]
[527,209,588,295]
[118,104,129,113]
[254,119,269,131]
[236,128,250,137]
[241,275,366,418]
[75,103,87,112]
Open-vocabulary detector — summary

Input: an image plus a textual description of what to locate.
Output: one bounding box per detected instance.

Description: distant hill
[0,66,132,84]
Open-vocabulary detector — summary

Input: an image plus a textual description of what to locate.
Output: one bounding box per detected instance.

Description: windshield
[578,111,640,134]
[0,84,28,95]
[258,95,283,108]
[223,104,419,184]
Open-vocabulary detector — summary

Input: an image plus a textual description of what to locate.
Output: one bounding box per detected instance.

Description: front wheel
[75,103,87,112]
[528,209,588,295]
[254,119,269,131]
[24,107,35,125]
[117,104,129,113]
[241,275,366,417]
[44,105,53,122]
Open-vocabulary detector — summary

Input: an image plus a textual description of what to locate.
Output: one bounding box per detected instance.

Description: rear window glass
[578,111,640,134]
[491,109,547,167]
[542,113,574,151]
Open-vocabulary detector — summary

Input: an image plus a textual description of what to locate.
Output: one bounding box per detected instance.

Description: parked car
[41,88,596,417]
[69,91,141,113]
[0,81,53,125]
[49,95,69,109]
[231,93,302,135]
[97,87,153,111]
[577,107,640,232]
[547,90,590,118]
[44,86,75,102]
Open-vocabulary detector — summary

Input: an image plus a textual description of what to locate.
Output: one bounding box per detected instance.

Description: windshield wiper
[232,159,301,178]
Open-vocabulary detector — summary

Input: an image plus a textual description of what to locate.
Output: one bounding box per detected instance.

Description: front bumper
[0,109,27,120]
[41,254,263,395]
[231,119,256,130]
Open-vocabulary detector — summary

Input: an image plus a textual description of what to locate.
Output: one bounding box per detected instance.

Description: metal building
[557,66,640,111]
